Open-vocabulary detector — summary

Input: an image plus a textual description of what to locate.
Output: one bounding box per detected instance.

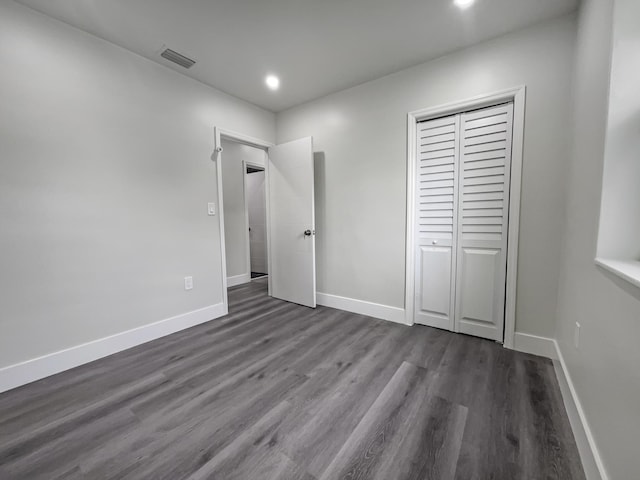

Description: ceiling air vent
[160,48,196,69]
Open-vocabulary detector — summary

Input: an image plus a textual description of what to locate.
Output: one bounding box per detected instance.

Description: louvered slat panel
[465,123,507,138]
[464,141,507,154]
[463,217,503,225]
[463,174,505,187]
[421,163,455,174]
[420,181,455,191]
[464,158,505,171]
[459,103,512,242]
[464,166,505,178]
[465,131,508,146]
[420,123,455,138]
[420,129,455,143]
[463,150,507,163]
[420,194,454,204]
[463,183,505,194]
[462,200,504,210]
[463,208,504,217]
[421,132,455,144]
[464,112,508,129]
[418,145,455,157]
[420,226,454,233]
[419,171,455,181]
[419,217,453,225]
[417,116,458,242]
[462,192,504,205]
[463,225,502,233]
[419,210,453,219]
[419,209,454,217]
[420,186,454,196]
[420,140,456,153]
[418,158,455,170]
[420,202,454,210]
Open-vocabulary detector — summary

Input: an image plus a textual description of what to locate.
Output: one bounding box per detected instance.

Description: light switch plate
[184,276,193,290]
[207,203,216,216]
[574,322,581,349]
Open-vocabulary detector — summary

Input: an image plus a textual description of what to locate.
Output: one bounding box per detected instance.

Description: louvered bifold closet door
[414,114,459,330]
[454,103,513,341]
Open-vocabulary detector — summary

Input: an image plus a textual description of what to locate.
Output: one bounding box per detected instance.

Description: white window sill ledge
[595,258,640,290]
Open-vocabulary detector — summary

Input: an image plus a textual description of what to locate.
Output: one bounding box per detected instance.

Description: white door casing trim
[405,86,526,348]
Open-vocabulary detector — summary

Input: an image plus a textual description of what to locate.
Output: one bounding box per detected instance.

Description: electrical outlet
[207,203,216,216]
[574,322,581,349]
[184,276,193,291]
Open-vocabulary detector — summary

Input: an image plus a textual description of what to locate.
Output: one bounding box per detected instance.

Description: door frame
[213,127,274,313]
[404,86,526,348]
[242,161,268,282]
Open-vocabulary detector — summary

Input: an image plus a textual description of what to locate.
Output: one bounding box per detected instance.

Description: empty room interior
[0,0,638,479]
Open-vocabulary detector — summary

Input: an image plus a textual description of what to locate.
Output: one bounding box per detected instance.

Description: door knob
[304,229,313,237]
[432,240,438,245]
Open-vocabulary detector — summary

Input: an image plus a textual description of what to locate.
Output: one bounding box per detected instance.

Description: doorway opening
[246,165,268,280]
[213,127,317,314]
[220,138,268,288]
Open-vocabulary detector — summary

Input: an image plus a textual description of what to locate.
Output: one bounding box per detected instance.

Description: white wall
[556,0,640,478]
[0,1,275,369]
[247,171,268,274]
[597,0,640,260]
[277,15,576,338]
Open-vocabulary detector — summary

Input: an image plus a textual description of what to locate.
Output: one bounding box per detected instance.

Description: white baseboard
[316,292,408,325]
[510,333,608,479]
[512,332,558,359]
[0,302,227,394]
[553,340,609,480]
[227,273,251,287]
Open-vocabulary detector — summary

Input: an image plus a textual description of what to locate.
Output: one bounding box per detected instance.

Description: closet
[414,102,513,342]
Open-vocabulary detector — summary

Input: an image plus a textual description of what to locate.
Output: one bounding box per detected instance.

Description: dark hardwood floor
[0,278,584,479]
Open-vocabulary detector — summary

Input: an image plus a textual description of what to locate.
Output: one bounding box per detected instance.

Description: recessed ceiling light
[454,0,475,9]
[265,75,280,90]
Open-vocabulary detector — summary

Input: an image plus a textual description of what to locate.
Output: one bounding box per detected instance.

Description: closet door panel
[414,114,459,330]
[418,246,452,324]
[455,103,513,341]
[457,247,502,339]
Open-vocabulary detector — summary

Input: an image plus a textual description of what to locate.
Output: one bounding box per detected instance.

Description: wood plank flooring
[0,278,585,479]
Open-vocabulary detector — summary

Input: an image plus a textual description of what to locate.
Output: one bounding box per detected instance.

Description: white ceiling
[16,0,578,112]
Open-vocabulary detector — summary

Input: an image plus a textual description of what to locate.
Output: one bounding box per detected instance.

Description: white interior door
[268,137,316,308]
[414,115,459,330]
[454,103,513,341]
